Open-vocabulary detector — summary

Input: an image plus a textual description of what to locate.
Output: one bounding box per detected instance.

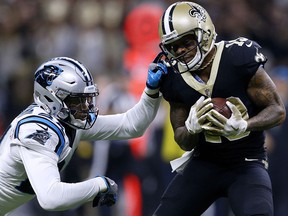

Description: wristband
[144,87,159,96]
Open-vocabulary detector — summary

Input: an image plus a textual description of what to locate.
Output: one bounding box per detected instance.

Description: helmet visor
[64,93,99,129]
[161,34,198,59]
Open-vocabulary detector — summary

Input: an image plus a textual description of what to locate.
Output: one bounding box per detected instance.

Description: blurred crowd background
[1,0,288,216]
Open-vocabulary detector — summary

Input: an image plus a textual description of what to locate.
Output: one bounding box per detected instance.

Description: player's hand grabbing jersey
[0,91,161,214]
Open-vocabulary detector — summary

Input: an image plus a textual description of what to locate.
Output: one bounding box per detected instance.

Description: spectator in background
[267,66,288,216]
[1,1,288,216]
[89,3,177,216]
[2,62,34,128]
[89,76,142,216]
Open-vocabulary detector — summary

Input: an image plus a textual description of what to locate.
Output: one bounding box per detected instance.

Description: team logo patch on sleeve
[26,124,51,145]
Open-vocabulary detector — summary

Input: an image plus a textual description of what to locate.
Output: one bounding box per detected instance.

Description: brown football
[211,97,232,118]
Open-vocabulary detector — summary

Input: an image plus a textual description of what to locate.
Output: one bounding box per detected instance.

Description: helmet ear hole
[58,108,69,119]
[44,96,53,102]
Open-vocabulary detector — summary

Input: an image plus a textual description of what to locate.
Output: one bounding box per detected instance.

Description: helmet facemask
[158,2,217,73]
[59,91,99,130]
[34,57,100,130]
[160,30,206,73]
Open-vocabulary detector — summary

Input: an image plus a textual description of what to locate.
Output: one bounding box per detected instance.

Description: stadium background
[0,0,287,215]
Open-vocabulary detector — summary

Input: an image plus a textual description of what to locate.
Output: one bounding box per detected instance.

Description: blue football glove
[93,177,118,207]
[146,62,168,89]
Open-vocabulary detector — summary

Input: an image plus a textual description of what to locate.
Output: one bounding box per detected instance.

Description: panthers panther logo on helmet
[34,57,99,130]
[35,65,63,88]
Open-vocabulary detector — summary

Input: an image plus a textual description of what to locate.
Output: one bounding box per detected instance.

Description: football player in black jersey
[151,2,286,216]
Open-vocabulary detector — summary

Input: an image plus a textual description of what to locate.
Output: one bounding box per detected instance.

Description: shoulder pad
[224,37,267,67]
[15,115,66,156]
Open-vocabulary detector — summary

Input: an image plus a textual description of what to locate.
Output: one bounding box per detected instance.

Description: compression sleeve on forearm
[82,89,162,140]
[18,145,106,211]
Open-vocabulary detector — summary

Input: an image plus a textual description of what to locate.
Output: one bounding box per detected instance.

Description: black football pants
[153,158,273,216]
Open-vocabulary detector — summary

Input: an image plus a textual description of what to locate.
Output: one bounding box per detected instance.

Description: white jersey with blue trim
[0,90,161,214]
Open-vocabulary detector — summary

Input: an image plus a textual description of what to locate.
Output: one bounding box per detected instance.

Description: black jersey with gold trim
[160,37,268,163]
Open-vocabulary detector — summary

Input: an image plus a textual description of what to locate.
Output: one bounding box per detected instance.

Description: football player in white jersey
[0,56,167,215]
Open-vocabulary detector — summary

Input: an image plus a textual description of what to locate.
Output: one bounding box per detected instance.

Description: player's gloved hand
[146,62,168,89]
[93,177,118,207]
[185,96,213,134]
[204,101,248,136]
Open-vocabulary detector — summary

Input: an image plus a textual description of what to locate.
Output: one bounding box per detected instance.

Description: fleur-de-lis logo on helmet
[189,5,206,22]
[35,65,63,88]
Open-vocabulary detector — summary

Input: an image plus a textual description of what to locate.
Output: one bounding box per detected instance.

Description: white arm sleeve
[18,145,107,211]
[82,89,162,140]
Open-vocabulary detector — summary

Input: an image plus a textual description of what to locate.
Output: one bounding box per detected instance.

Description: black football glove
[92,177,118,207]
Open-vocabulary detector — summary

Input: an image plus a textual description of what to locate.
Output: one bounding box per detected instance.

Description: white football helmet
[34,57,99,130]
[159,1,217,73]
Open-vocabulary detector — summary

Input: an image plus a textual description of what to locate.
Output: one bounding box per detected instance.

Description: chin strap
[153,52,167,63]
[197,46,217,71]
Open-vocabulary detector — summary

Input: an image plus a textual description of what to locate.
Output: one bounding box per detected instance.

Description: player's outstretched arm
[18,144,116,211]
[82,62,168,141]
